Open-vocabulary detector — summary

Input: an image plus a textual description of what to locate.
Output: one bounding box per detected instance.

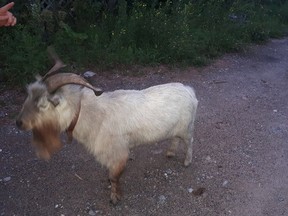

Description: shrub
[0,25,47,85]
[1,0,288,85]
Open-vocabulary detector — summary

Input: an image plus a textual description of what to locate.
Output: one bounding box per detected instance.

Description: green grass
[1,0,288,85]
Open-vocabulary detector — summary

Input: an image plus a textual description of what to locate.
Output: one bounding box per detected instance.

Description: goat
[16,50,198,204]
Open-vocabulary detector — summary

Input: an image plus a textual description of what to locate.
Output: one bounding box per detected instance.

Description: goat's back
[90,83,197,146]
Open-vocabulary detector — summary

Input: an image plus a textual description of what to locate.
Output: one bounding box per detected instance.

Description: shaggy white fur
[17,81,198,204]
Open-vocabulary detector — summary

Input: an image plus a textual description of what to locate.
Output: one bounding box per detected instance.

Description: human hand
[0,2,17,27]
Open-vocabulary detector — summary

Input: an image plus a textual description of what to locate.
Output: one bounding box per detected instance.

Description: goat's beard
[32,121,62,160]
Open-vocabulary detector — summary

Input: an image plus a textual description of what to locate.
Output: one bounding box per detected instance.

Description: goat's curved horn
[44,73,103,96]
[42,46,66,80]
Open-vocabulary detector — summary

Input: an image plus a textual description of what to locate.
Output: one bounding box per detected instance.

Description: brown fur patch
[32,121,62,160]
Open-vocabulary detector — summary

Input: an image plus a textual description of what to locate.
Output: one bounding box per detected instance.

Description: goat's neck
[71,90,104,145]
[56,89,82,132]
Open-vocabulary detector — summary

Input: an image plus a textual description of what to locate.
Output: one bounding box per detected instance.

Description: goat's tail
[184,85,198,103]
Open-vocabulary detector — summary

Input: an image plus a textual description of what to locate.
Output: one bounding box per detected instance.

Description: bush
[0,25,47,85]
[1,0,288,85]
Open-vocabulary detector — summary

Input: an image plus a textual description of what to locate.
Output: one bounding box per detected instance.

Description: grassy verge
[0,0,288,85]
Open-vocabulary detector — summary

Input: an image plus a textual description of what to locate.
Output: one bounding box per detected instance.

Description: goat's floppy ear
[48,94,61,107]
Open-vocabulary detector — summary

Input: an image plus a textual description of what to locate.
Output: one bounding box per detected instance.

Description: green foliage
[72,0,102,31]
[1,0,288,85]
[0,25,47,85]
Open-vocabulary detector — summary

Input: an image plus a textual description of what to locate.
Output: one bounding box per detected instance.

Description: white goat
[16,55,198,204]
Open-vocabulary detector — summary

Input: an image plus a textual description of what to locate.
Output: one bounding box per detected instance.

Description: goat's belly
[127,128,178,148]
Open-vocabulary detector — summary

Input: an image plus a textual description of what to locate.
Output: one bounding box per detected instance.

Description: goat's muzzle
[15,116,31,131]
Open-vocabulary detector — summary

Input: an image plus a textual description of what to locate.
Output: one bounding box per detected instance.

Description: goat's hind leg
[183,135,193,167]
[166,137,180,158]
[183,122,195,167]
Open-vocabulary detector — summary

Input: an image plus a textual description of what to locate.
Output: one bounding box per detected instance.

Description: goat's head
[16,47,103,160]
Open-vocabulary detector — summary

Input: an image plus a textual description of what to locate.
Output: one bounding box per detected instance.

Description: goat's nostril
[16,120,23,128]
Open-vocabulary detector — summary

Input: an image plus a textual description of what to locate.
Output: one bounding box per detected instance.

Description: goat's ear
[48,95,61,107]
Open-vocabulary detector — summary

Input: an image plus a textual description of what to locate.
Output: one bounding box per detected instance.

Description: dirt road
[1,38,288,216]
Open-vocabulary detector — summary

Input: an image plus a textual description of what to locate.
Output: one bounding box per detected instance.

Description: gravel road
[1,38,288,216]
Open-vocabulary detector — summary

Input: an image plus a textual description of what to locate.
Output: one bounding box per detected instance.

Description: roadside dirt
[1,38,288,216]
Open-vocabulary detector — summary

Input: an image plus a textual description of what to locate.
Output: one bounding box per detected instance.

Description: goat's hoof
[110,193,121,205]
[184,159,191,167]
[166,151,176,158]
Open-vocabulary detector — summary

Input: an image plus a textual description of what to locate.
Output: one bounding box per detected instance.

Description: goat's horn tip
[94,89,103,96]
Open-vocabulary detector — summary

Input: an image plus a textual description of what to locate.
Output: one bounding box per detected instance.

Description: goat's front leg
[109,156,128,205]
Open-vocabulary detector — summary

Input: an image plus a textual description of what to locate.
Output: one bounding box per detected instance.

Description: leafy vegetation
[1,0,288,85]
